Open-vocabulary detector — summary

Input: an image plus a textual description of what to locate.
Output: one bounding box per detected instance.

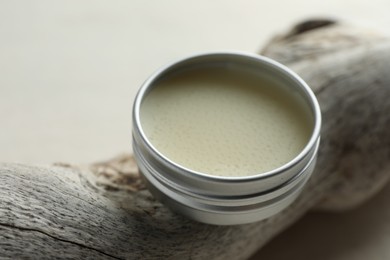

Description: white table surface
[1,1,390,259]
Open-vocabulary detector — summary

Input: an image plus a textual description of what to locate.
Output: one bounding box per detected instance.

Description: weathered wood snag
[1,19,390,259]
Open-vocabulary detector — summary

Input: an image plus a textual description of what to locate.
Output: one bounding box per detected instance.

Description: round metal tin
[132,51,321,225]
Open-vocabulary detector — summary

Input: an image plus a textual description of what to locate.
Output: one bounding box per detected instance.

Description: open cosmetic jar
[132,52,321,225]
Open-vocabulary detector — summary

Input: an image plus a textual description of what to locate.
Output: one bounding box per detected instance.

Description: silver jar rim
[133,51,321,182]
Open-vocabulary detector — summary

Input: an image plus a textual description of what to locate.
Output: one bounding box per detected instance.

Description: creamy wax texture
[140,66,313,177]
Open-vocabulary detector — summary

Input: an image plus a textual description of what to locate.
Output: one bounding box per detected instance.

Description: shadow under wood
[251,183,390,260]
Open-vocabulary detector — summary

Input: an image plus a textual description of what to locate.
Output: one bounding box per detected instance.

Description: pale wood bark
[1,19,390,259]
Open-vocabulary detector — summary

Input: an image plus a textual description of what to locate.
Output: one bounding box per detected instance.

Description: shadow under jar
[132,52,321,225]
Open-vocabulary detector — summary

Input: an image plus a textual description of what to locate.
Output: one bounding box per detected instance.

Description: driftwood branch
[1,19,390,259]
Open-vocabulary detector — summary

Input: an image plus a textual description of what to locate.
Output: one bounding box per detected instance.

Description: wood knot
[90,154,146,192]
[286,18,336,38]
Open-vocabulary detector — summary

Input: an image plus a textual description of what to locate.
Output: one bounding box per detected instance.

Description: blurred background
[1,1,390,259]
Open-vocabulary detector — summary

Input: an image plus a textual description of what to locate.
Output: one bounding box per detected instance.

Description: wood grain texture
[1,20,390,259]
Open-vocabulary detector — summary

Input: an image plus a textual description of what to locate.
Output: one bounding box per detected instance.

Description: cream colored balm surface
[140,67,313,177]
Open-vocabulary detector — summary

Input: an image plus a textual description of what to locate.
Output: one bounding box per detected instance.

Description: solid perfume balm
[140,66,313,177]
